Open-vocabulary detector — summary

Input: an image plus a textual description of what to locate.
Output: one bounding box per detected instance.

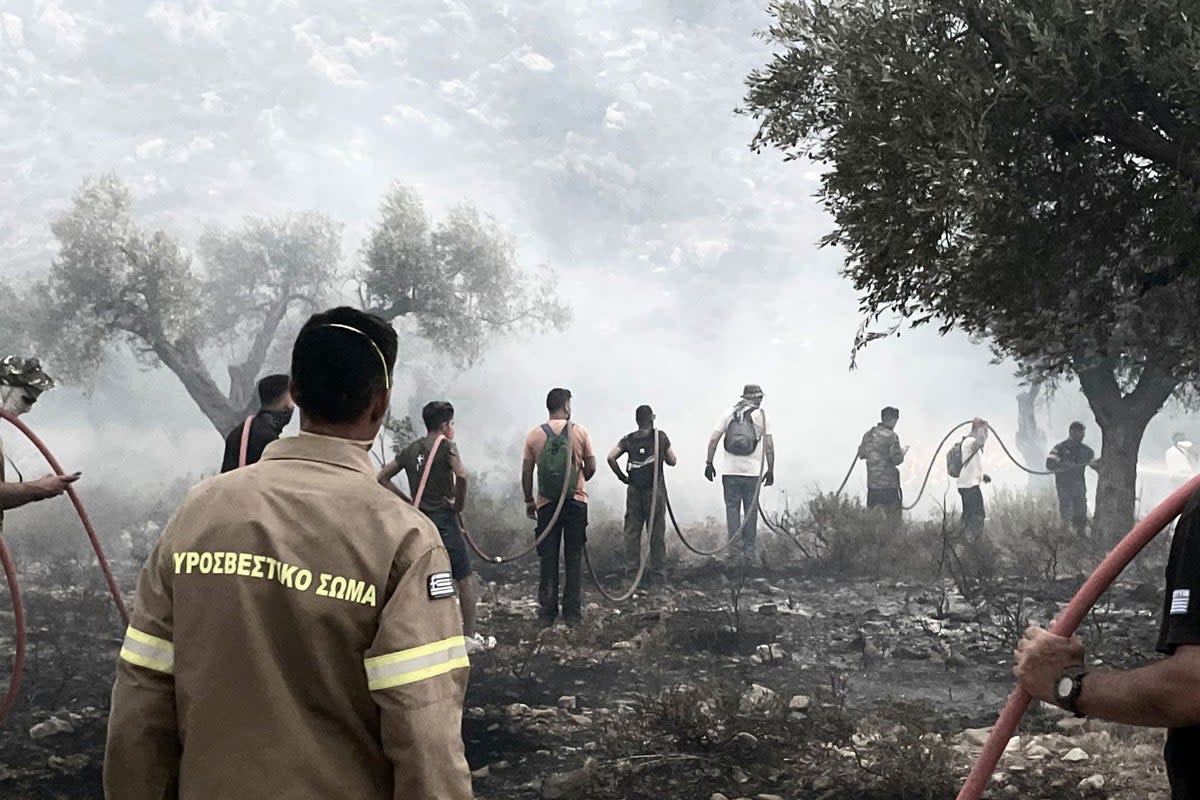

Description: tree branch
[958,1,1200,183]
[152,337,239,434]
[365,296,416,321]
[957,1,1009,64]
[1128,361,1179,419]
[1101,111,1200,184]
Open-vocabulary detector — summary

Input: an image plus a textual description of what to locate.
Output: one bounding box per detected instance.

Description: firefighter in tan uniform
[104,308,474,799]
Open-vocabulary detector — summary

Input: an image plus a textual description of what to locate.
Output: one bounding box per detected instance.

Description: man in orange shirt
[521,388,596,627]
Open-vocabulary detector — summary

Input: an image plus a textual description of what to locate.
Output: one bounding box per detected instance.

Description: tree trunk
[226,294,309,414]
[1077,361,1178,543]
[1015,381,1050,492]
[1091,417,1144,543]
[153,337,240,435]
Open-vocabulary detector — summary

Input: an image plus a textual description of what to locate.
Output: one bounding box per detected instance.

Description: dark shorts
[959,486,985,519]
[424,509,472,581]
[866,488,902,508]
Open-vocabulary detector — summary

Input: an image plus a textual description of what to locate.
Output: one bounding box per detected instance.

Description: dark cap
[742,384,763,398]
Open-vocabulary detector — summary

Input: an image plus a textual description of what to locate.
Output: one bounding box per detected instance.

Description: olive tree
[744,0,1200,539]
[14,175,569,436]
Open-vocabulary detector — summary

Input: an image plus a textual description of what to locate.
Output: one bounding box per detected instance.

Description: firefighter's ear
[367,386,391,427]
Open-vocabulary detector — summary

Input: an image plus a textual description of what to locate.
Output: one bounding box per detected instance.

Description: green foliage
[6,174,571,433]
[361,181,572,367]
[384,414,419,459]
[22,174,340,431]
[744,1,1200,388]
[744,0,1200,537]
[198,212,342,354]
[39,175,203,382]
[0,279,38,357]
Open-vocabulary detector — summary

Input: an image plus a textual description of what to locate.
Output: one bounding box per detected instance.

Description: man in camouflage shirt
[857,406,908,525]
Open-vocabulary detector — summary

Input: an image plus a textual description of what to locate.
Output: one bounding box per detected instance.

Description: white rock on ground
[739,684,777,712]
[29,718,73,739]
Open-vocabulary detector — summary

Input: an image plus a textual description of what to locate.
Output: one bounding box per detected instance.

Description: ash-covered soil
[0,554,1174,799]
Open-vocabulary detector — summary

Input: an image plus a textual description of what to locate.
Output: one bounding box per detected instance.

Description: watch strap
[1057,667,1088,717]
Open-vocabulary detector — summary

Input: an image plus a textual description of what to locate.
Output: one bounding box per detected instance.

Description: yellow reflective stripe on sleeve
[364,636,468,691]
[119,626,174,675]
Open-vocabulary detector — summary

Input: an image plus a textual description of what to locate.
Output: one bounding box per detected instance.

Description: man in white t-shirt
[705,384,775,562]
[957,417,991,534]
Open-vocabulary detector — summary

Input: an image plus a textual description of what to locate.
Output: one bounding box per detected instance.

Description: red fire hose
[0,408,129,726]
[0,535,25,727]
[957,471,1200,799]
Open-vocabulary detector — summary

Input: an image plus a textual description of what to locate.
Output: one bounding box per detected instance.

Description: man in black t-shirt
[607,405,677,584]
[1045,421,1098,535]
[220,374,294,472]
[1014,491,1200,798]
[378,400,490,654]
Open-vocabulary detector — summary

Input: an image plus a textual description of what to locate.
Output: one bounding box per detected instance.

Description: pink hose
[0,409,128,626]
[0,535,25,726]
[957,471,1200,799]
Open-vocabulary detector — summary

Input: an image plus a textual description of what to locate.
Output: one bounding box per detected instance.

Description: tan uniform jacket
[104,433,474,800]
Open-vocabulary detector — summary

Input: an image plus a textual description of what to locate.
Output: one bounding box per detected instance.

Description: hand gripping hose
[584,428,662,602]
[955,471,1200,799]
[0,409,129,727]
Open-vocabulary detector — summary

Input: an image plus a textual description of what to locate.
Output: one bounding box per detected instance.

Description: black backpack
[724,407,760,456]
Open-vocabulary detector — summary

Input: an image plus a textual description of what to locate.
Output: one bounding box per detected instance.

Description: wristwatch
[1054,667,1088,717]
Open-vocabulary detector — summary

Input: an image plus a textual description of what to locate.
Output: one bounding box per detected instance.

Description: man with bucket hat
[705,384,774,563]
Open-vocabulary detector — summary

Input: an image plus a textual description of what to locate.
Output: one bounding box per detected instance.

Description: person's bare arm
[377,460,401,485]
[521,458,536,519]
[376,461,412,503]
[765,435,775,474]
[450,454,468,513]
[1016,627,1200,728]
[0,473,80,511]
[664,446,678,467]
[577,428,597,482]
[1078,650,1200,727]
[607,444,628,483]
[706,431,721,464]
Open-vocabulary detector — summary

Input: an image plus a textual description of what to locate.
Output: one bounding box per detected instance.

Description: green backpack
[537,423,576,501]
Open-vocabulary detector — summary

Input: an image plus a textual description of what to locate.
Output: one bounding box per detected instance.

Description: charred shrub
[850,711,958,800]
[774,492,919,578]
[652,679,745,748]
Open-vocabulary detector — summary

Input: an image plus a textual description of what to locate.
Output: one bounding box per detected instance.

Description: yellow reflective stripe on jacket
[364,636,468,691]
[119,626,174,674]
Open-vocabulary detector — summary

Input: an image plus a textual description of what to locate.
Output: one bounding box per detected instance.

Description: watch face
[1056,676,1074,699]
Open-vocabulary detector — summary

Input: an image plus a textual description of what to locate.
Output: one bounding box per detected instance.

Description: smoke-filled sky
[2,0,1197,520]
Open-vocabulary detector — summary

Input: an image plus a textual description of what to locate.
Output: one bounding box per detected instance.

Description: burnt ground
[0,553,1177,799]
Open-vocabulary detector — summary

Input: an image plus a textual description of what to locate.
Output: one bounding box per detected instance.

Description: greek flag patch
[428,572,455,600]
[1172,589,1191,615]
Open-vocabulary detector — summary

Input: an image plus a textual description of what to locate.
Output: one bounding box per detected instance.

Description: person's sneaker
[465,633,496,655]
